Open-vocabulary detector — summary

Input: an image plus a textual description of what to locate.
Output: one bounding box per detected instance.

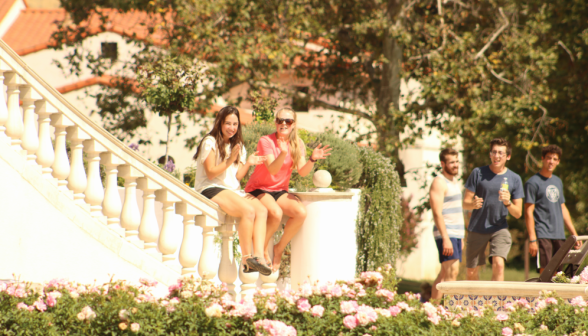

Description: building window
[101,42,118,61]
[291,86,309,112]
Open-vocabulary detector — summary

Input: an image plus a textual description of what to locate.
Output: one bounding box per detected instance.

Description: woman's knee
[267,206,283,221]
[255,204,268,219]
[290,204,307,220]
[240,204,256,222]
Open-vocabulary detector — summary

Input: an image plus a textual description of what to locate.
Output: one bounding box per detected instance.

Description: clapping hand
[277,139,289,154]
[229,144,241,162]
[247,151,266,165]
[310,143,332,161]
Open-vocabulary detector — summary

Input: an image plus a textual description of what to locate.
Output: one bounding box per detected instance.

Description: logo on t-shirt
[546,185,560,203]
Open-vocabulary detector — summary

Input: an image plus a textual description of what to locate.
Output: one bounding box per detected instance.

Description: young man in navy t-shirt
[463,138,524,281]
[524,145,581,273]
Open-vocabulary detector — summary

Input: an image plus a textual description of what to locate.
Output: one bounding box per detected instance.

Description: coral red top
[245,133,297,192]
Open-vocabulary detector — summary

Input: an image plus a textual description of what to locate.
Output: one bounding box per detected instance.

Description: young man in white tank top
[430,148,465,300]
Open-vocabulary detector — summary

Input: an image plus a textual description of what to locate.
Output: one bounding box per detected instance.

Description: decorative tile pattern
[444,294,559,312]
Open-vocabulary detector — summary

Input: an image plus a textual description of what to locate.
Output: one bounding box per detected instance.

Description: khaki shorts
[466,228,512,268]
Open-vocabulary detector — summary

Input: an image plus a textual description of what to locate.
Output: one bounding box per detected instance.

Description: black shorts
[248,189,288,201]
[201,187,227,199]
[538,238,566,270]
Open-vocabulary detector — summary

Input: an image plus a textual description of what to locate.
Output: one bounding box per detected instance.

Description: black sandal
[242,255,272,276]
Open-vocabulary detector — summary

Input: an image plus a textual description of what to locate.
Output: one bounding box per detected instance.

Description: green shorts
[466,228,512,268]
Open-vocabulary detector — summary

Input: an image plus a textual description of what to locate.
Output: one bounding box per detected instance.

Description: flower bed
[2,267,588,335]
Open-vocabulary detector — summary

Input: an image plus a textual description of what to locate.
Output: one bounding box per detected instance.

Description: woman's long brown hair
[193,106,243,164]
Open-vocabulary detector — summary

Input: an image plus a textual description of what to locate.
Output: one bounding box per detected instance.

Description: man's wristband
[504,200,512,207]
[530,239,537,243]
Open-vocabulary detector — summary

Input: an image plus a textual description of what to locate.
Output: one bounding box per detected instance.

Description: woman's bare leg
[272,193,307,270]
[211,191,257,259]
[256,194,283,264]
[242,194,269,259]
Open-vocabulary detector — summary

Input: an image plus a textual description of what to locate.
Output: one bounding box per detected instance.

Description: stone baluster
[50,113,73,191]
[35,101,58,179]
[176,202,202,276]
[118,165,144,239]
[83,140,107,217]
[19,86,42,166]
[218,218,239,297]
[0,61,12,141]
[155,189,181,266]
[101,152,125,228]
[195,215,220,280]
[137,177,161,258]
[66,126,91,208]
[239,259,259,298]
[4,72,25,149]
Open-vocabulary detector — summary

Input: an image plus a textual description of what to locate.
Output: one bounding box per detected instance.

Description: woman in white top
[193,106,271,275]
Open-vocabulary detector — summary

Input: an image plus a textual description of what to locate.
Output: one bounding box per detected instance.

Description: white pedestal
[290,189,361,289]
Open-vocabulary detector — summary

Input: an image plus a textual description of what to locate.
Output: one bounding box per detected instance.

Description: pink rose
[14,288,26,298]
[311,305,325,317]
[502,327,513,336]
[389,306,401,316]
[427,314,441,325]
[297,298,311,312]
[340,300,359,314]
[356,305,378,326]
[33,300,47,312]
[496,313,508,321]
[16,302,28,310]
[545,297,558,305]
[46,295,57,307]
[343,315,358,329]
[571,296,587,307]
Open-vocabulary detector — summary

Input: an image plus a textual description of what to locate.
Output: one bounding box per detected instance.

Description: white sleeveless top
[432,175,465,239]
[193,136,246,193]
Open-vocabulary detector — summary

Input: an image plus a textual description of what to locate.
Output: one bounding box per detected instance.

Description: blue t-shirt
[524,173,565,240]
[465,166,524,234]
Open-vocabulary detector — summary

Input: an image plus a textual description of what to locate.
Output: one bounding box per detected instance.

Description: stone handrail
[0,39,251,294]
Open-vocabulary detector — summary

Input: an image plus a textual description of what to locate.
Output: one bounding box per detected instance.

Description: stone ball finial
[313,170,332,188]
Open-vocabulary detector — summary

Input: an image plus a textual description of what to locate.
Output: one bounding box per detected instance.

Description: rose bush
[1,266,588,335]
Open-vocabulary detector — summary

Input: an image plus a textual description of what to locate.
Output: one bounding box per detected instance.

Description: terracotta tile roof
[56,76,253,124]
[2,8,65,55]
[3,8,166,56]
[0,0,17,23]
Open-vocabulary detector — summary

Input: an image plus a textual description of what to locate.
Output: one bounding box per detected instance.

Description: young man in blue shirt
[463,138,524,281]
[524,145,581,273]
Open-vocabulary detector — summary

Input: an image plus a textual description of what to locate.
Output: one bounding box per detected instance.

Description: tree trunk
[164,113,172,167]
[376,0,406,185]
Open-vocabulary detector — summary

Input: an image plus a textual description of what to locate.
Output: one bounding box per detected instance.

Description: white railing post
[155,189,181,266]
[19,86,42,166]
[66,126,91,208]
[50,112,74,192]
[218,218,239,297]
[137,177,162,259]
[195,215,219,280]
[101,152,124,228]
[176,202,202,276]
[36,101,58,180]
[0,61,12,141]
[83,139,107,218]
[119,165,144,239]
[4,72,25,149]
[260,237,280,290]
[239,259,259,298]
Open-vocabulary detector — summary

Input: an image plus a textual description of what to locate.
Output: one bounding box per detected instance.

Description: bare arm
[525,203,538,257]
[236,151,266,181]
[202,146,239,180]
[562,203,582,248]
[263,140,288,175]
[430,178,453,256]
[506,198,523,219]
[463,189,483,210]
[297,143,331,177]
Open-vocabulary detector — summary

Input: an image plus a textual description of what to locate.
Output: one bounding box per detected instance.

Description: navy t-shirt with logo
[524,173,566,240]
[465,166,524,234]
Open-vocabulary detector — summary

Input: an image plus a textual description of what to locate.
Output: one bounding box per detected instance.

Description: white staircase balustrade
[119,165,143,239]
[36,101,57,179]
[239,258,259,297]
[137,177,162,258]
[66,126,90,207]
[155,189,181,266]
[83,140,107,217]
[4,72,24,149]
[101,152,124,227]
[175,202,202,276]
[0,61,11,140]
[218,221,239,297]
[196,215,220,280]
[0,39,243,287]
[50,112,73,190]
[20,86,41,166]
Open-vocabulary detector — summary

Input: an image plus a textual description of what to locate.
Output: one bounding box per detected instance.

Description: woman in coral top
[245,108,331,271]
[193,106,271,276]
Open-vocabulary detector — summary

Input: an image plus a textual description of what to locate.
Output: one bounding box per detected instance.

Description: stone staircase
[0,39,258,294]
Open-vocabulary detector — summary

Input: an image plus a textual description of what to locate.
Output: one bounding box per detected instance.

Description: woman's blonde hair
[276,108,302,170]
